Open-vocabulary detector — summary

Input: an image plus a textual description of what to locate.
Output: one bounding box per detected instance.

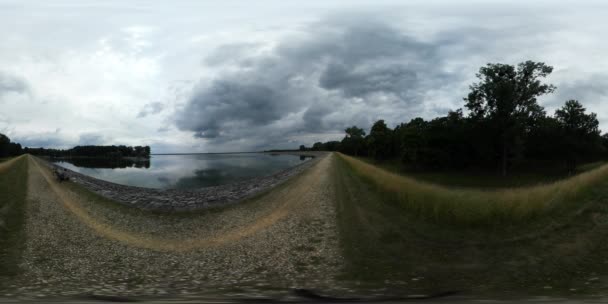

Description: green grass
[338,153,608,226]
[331,153,608,296]
[362,157,605,189]
[0,156,28,277]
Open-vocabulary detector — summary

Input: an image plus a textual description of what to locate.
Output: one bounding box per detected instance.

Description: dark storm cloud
[137,102,165,118]
[175,17,460,150]
[177,81,289,138]
[0,72,29,95]
[319,63,419,98]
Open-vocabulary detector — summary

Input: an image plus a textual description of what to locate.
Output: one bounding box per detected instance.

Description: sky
[1,0,608,153]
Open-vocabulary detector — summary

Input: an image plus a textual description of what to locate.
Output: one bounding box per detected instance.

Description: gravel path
[5,154,344,300]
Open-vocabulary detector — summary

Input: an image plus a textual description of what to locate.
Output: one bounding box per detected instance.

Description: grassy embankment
[332,152,608,295]
[0,156,28,277]
[364,158,605,189]
[338,153,608,226]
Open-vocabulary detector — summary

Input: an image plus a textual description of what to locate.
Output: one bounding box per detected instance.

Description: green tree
[341,126,366,156]
[312,142,323,151]
[464,61,556,176]
[0,133,10,157]
[367,120,393,160]
[393,117,427,166]
[555,100,601,172]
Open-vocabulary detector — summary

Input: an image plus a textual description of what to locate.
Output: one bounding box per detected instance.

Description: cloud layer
[3,1,608,152]
[175,19,457,150]
[0,72,29,96]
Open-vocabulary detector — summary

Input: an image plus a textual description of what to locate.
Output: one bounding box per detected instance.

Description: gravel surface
[46,152,326,211]
[3,154,344,300]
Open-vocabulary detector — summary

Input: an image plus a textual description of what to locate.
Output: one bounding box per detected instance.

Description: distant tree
[524,115,562,163]
[464,61,556,176]
[555,100,601,172]
[341,126,366,156]
[24,144,151,158]
[312,142,323,151]
[0,134,25,157]
[425,110,475,169]
[367,120,393,160]
[393,117,427,166]
[299,145,306,151]
[602,133,608,157]
[0,133,11,157]
[322,141,341,151]
[8,143,22,156]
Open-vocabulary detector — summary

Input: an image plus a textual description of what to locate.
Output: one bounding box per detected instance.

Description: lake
[53,153,311,190]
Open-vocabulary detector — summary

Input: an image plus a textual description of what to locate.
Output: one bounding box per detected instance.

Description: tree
[312,142,323,151]
[341,126,366,156]
[555,100,601,172]
[24,145,151,158]
[0,133,10,157]
[464,61,556,176]
[524,115,562,163]
[367,120,393,160]
[299,145,306,151]
[393,118,427,165]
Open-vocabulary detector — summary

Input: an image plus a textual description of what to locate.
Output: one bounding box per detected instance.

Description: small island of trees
[0,134,151,160]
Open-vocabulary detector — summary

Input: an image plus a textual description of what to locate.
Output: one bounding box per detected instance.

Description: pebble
[4,153,343,299]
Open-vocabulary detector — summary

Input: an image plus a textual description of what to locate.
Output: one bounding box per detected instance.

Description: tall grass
[338,153,608,226]
[0,156,28,276]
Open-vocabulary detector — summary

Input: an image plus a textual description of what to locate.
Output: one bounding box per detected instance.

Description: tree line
[25,145,151,158]
[0,133,151,159]
[0,134,23,157]
[302,61,606,176]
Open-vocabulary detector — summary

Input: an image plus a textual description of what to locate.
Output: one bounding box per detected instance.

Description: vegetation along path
[3,153,608,300]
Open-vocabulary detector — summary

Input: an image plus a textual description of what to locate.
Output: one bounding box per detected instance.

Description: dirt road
[7,154,343,298]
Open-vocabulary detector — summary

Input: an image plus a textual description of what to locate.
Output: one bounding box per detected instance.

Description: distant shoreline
[151,151,260,155]
[152,150,309,156]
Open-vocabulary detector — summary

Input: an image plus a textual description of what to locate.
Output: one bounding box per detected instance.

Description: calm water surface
[53,153,310,189]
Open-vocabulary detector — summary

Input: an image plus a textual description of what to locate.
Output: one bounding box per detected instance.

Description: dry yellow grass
[338,153,608,225]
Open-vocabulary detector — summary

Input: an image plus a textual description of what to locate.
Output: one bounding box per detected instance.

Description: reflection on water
[53,157,151,169]
[53,153,311,189]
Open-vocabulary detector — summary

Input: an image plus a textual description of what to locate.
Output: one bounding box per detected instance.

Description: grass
[338,153,608,226]
[0,156,28,277]
[331,153,608,296]
[362,157,605,189]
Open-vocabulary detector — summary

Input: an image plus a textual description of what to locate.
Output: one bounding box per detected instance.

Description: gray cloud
[177,81,291,138]
[0,72,28,96]
[137,102,165,118]
[78,132,106,145]
[174,18,456,150]
[1,1,608,153]
[203,42,263,67]
[319,63,419,98]
[552,77,608,105]
[15,129,70,149]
